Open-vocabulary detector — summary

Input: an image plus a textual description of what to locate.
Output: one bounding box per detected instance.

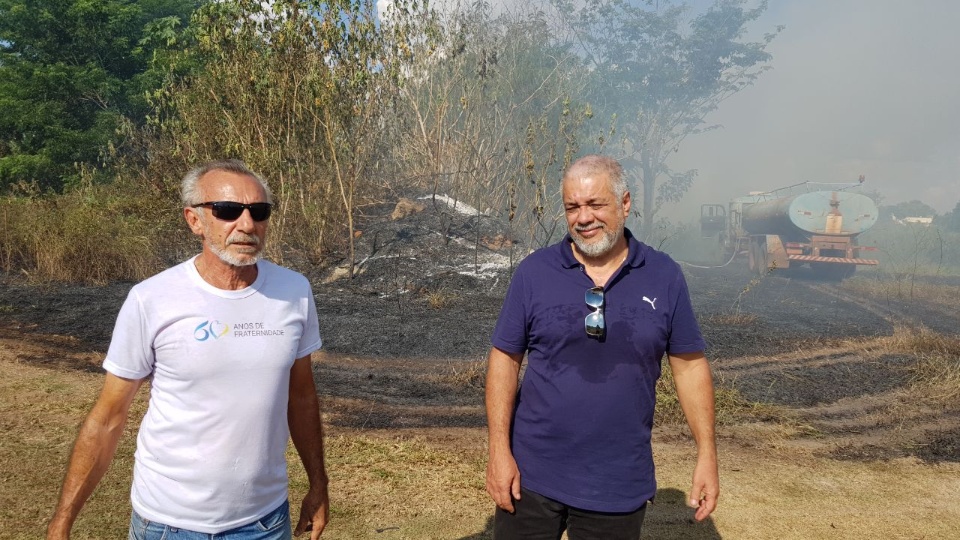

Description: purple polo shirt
[491,229,705,512]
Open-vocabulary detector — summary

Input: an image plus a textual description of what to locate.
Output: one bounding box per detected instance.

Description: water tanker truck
[700,182,879,279]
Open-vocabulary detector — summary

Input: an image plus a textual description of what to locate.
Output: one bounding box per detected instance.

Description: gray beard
[210,239,261,267]
[199,213,262,266]
[572,226,622,258]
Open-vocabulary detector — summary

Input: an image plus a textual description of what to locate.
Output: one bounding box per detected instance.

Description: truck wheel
[750,239,768,276]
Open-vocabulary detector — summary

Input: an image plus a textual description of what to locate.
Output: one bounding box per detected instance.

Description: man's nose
[575,206,594,224]
[235,208,256,230]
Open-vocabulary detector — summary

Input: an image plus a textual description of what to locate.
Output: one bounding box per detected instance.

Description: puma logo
[642,296,657,310]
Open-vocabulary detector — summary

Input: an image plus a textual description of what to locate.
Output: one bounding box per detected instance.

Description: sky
[378,0,960,217]
[668,0,960,217]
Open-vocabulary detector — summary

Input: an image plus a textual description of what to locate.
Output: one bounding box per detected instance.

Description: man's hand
[669,352,719,522]
[486,451,521,513]
[288,355,330,538]
[294,484,330,539]
[690,459,720,521]
[688,449,720,521]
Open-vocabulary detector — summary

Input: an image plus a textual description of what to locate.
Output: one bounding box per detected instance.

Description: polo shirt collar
[559,228,647,269]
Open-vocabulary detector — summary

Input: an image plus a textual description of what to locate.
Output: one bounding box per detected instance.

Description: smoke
[378,0,960,215]
[671,0,960,217]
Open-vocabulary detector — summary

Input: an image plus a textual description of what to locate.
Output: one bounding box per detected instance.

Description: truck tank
[739,191,878,240]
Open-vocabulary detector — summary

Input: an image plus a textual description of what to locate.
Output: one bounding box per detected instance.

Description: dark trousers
[494,487,646,540]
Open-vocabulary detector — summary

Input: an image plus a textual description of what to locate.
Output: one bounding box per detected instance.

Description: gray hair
[180,159,273,207]
[563,155,628,201]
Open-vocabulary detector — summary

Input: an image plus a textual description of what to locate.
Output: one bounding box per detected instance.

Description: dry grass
[655,365,793,428]
[843,273,960,307]
[652,440,960,540]
[831,325,960,407]
[0,352,491,540]
[0,188,170,284]
[429,358,487,389]
[422,288,460,310]
[699,312,760,326]
[0,350,147,539]
[301,433,490,539]
[4,342,960,539]
[874,326,960,404]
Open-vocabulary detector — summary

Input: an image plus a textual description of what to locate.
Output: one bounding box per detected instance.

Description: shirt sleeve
[666,268,707,355]
[102,288,156,379]
[296,285,323,358]
[490,266,529,355]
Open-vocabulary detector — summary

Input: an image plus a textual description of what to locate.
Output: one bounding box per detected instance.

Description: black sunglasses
[585,286,605,337]
[192,201,272,222]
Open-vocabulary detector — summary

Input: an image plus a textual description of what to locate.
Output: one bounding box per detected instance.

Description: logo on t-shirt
[194,320,230,341]
[194,319,286,341]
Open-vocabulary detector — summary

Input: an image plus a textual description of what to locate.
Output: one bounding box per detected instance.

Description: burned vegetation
[2,196,959,463]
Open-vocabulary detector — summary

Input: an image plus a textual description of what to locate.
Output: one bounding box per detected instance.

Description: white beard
[572,223,622,257]
[210,241,260,266]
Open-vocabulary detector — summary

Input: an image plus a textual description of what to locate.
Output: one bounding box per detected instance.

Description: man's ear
[622,191,631,215]
[184,207,205,237]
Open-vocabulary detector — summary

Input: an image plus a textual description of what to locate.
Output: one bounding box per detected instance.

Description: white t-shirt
[103,257,322,534]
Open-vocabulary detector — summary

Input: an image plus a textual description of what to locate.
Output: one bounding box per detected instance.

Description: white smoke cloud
[378,0,960,214]
[671,0,960,215]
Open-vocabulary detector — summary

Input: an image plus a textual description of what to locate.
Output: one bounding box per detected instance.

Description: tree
[387,2,591,250]
[132,0,409,269]
[881,200,938,222]
[946,201,960,233]
[0,0,199,192]
[551,0,779,237]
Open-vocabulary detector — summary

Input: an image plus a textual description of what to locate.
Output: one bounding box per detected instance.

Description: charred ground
[2,196,958,462]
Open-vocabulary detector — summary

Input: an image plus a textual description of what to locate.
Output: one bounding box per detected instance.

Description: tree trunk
[641,160,656,240]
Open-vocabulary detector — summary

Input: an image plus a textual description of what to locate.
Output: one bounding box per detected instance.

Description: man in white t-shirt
[47,160,330,539]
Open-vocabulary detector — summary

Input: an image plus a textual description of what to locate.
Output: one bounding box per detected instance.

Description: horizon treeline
[2,0,956,283]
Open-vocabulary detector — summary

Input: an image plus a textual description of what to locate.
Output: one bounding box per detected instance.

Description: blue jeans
[128,500,291,540]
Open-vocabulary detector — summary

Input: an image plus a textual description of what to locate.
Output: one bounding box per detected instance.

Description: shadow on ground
[456,488,720,540]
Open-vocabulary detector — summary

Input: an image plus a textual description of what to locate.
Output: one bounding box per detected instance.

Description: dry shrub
[843,272,960,306]
[654,364,789,427]
[0,187,169,284]
[880,326,960,404]
[423,287,459,310]
[431,359,486,390]
[125,0,405,270]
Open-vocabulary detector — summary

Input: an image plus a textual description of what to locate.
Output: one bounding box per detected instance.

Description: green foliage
[551,0,780,237]
[0,0,200,192]
[0,0,781,281]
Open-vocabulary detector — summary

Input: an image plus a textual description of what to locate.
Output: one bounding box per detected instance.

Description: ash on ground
[2,193,959,462]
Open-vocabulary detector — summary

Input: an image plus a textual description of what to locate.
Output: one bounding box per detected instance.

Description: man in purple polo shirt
[485,154,719,539]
